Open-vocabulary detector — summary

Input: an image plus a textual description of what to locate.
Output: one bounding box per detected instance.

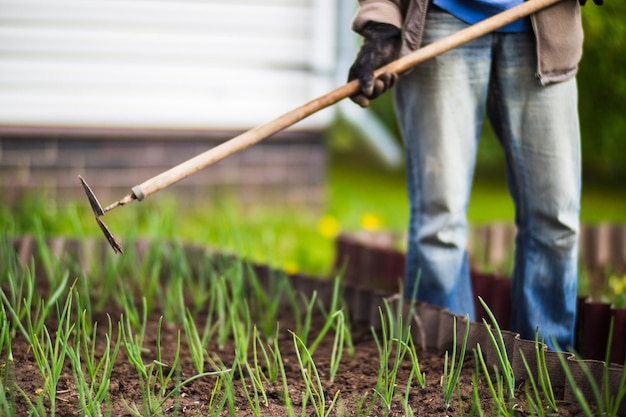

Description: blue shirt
[433,0,532,32]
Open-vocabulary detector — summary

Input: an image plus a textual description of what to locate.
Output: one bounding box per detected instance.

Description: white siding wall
[0,0,337,130]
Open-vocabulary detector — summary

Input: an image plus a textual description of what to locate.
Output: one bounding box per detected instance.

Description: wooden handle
[131,0,561,200]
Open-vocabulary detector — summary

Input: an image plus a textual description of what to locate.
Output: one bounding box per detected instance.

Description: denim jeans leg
[393,8,493,319]
[487,32,581,350]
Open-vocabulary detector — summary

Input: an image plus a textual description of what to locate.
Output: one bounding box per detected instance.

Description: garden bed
[2,236,625,416]
[334,230,626,364]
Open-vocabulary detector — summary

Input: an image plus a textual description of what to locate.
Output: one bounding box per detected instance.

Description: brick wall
[0,127,327,208]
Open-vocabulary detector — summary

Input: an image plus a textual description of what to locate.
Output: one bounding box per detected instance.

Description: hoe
[79,0,564,254]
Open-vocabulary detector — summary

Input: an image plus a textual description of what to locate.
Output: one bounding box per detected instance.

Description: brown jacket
[352,0,583,85]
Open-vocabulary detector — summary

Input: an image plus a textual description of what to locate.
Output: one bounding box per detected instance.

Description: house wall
[0,0,337,207]
[0,128,327,208]
[0,0,337,129]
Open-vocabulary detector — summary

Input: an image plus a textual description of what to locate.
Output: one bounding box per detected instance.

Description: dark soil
[3,306,587,417]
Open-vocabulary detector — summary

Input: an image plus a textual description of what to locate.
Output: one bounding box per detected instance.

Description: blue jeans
[394,7,581,350]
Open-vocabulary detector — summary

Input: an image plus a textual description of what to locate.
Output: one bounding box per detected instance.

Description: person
[347,0,602,351]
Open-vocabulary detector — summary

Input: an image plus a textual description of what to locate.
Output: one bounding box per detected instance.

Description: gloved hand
[579,0,603,5]
[348,21,401,108]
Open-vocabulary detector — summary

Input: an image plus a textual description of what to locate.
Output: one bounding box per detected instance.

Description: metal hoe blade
[79,175,124,254]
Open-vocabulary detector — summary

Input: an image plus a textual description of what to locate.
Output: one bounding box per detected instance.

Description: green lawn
[328,156,626,229]
[2,151,625,277]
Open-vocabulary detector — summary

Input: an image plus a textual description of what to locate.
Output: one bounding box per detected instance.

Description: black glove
[579,0,603,5]
[348,22,401,108]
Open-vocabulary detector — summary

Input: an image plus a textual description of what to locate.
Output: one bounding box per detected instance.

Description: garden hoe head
[76,0,561,255]
[79,175,133,254]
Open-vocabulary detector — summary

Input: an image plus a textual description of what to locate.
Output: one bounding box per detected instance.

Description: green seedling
[299,290,319,348]
[0,303,9,361]
[355,391,378,417]
[478,297,515,403]
[121,311,179,415]
[28,283,75,417]
[235,355,265,417]
[204,354,237,415]
[536,338,557,412]
[405,334,426,389]
[328,310,347,383]
[154,316,181,400]
[214,272,235,350]
[230,302,269,415]
[67,311,121,416]
[523,379,549,417]
[602,320,626,416]
[518,330,558,416]
[119,292,148,347]
[298,276,354,371]
[292,332,340,417]
[402,384,416,417]
[281,273,306,336]
[1,269,70,346]
[469,358,485,417]
[94,252,123,312]
[139,241,166,315]
[443,315,470,409]
[121,311,226,416]
[0,233,17,280]
[0,305,17,417]
[274,335,296,417]
[206,373,226,416]
[0,380,15,417]
[74,272,94,336]
[400,331,427,417]
[253,325,280,385]
[183,254,212,314]
[0,267,32,343]
[0,243,37,340]
[307,309,346,366]
[553,319,626,417]
[314,274,355,366]
[521,356,550,416]
[371,299,413,413]
[474,344,512,417]
[182,307,206,374]
[244,262,288,340]
[554,348,596,417]
[33,216,61,282]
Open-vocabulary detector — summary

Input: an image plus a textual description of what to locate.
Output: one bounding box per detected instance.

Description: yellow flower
[360,213,382,231]
[317,215,340,239]
[609,274,626,295]
[283,260,299,275]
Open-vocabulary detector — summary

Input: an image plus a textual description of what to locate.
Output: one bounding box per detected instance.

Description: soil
[3,307,587,417]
